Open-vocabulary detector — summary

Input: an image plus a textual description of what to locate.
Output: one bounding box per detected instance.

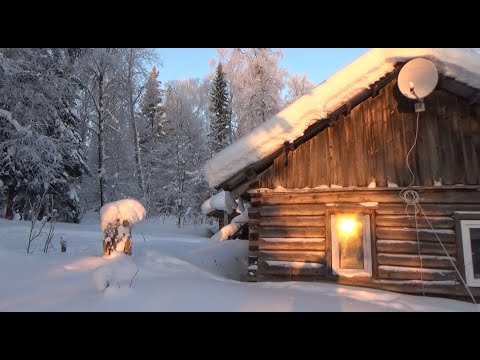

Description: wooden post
[103,221,118,256]
[102,219,133,256]
[60,238,67,253]
[122,220,132,256]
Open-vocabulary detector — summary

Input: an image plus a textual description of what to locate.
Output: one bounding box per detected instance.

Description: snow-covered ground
[0,214,478,312]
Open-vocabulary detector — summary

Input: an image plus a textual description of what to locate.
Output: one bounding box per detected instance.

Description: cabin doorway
[330,214,372,277]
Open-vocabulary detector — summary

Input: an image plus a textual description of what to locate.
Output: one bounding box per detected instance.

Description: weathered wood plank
[320,131,330,187]
[267,165,275,189]
[258,260,326,276]
[383,85,397,187]
[300,142,309,188]
[252,274,479,298]
[416,109,434,186]
[260,216,325,227]
[341,115,352,187]
[260,204,326,217]
[339,115,347,187]
[352,105,366,186]
[376,239,456,255]
[260,226,326,238]
[364,100,378,186]
[260,189,480,205]
[471,102,480,184]
[424,93,441,185]
[259,237,326,251]
[374,279,480,298]
[376,203,480,216]
[292,146,300,189]
[401,111,421,186]
[376,227,455,243]
[393,97,408,187]
[275,152,283,189]
[376,215,454,229]
[451,96,466,184]
[377,253,455,269]
[378,265,458,281]
[259,250,326,263]
[272,154,281,188]
[435,91,455,185]
[373,91,386,187]
[459,97,476,185]
[308,136,316,188]
[328,122,340,187]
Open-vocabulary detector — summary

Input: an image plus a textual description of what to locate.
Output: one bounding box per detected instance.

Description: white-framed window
[331,214,372,277]
[460,220,480,287]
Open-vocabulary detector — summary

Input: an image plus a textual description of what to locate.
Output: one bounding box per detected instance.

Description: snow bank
[100,199,146,231]
[201,191,238,215]
[92,266,113,291]
[211,209,249,242]
[1,218,478,311]
[203,48,480,188]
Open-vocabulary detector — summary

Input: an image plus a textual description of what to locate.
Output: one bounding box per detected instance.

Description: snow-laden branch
[0,109,31,134]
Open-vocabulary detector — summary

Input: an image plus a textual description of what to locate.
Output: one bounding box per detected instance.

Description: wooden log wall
[258,80,480,189]
[247,187,480,298]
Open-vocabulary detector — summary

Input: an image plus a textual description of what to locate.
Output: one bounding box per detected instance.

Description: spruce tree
[139,66,165,213]
[0,48,88,222]
[209,63,232,155]
[141,67,164,135]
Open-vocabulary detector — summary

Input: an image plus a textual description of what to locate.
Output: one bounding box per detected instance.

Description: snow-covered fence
[100,199,146,256]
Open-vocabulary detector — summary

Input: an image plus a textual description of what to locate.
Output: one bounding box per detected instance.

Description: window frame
[328,209,376,278]
[455,212,480,288]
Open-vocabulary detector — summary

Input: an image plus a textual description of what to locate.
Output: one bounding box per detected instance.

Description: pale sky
[156,48,369,86]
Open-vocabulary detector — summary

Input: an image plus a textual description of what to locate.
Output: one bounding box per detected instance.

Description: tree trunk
[127,49,146,200]
[3,186,14,219]
[98,72,107,207]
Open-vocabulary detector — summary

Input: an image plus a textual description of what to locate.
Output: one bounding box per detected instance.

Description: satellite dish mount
[398,58,438,113]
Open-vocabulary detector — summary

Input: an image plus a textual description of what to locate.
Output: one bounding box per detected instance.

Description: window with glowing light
[459,219,480,287]
[331,214,372,277]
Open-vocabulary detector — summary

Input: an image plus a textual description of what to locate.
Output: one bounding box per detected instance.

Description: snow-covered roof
[203,48,480,189]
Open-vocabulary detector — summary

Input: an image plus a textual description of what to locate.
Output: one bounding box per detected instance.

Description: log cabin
[202,48,480,300]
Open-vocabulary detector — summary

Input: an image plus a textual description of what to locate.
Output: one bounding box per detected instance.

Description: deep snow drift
[0,214,478,312]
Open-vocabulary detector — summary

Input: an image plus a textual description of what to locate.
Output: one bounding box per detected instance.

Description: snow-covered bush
[100,199,146,256]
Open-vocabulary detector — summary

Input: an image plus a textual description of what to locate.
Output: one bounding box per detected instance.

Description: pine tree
[209,63,232,154]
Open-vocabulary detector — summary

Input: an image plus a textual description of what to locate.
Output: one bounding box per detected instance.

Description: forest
[0,48,315,227]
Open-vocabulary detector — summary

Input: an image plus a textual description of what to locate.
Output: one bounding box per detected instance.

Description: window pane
[339,221,364,270]
[470,228,480,279]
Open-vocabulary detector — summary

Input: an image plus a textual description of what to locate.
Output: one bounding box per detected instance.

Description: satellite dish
[398,58,438,100]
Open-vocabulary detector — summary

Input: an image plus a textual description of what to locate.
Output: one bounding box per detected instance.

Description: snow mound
[211,209,249,242]
[92,266,113,291]
[201,191,237,215]
[100,199,146,231]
